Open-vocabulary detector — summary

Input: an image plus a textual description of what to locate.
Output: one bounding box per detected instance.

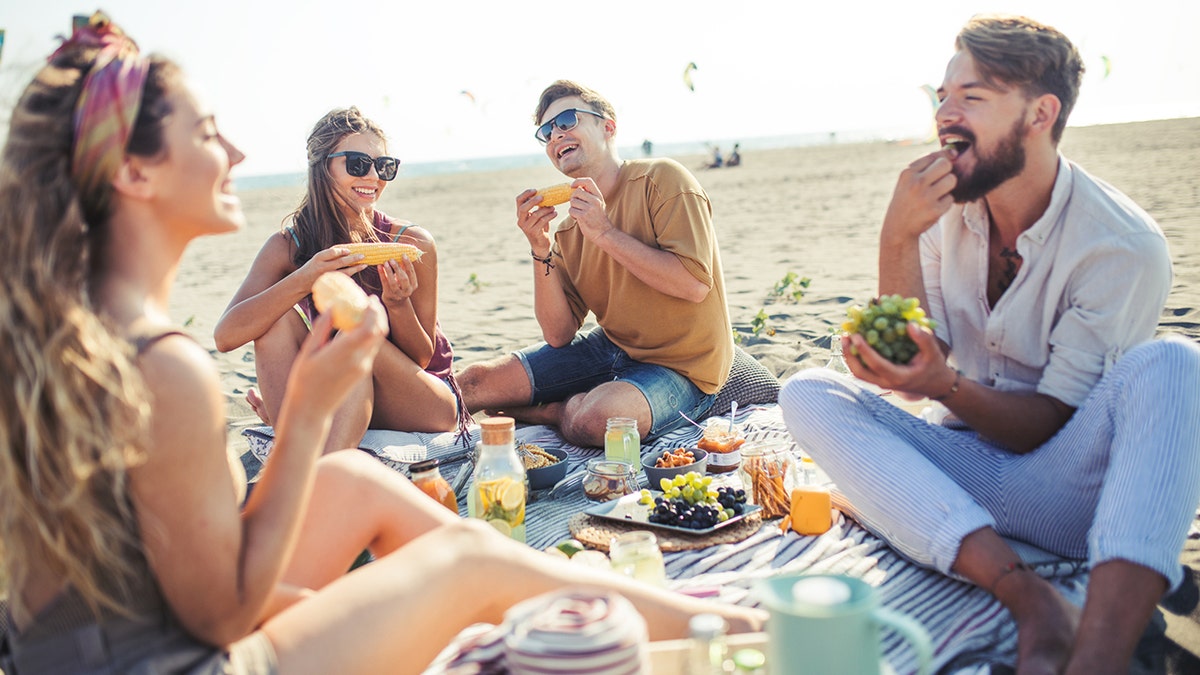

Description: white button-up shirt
[920,156,1172,408]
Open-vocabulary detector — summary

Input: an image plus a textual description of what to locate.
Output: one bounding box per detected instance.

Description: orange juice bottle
[411,459,459,514]
[790,457,832,535]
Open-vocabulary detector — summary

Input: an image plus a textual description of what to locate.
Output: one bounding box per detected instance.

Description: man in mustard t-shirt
[459,80,733,447]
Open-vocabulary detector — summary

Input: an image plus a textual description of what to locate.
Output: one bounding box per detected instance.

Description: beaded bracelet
[931,369,962,402]
[531,250,555,276]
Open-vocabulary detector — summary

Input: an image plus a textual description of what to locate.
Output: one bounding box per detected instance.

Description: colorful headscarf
[51,12,149,217]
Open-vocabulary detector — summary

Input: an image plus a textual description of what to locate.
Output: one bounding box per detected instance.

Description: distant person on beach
[704,143,723,169]
[458,80,734,447]
[0,15,765,674]
[779,14,1200,674]
[642,138,653,156]
[726,143,741,167]
[214,107,469,451]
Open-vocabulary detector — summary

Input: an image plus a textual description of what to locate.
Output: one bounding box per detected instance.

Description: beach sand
[175,116,1199,450]
[173,116,1200,669]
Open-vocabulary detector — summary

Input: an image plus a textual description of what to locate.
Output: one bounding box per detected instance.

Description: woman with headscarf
[0,13,763,674]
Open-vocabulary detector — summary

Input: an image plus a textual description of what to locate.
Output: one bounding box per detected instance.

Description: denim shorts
[514,326,715,440]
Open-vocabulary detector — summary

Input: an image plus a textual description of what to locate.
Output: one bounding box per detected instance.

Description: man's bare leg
[488,401,566,427]
[1065,560,1166,675]
[953,527,1079,675]
[555,382,652,447]
[458,355,534,413]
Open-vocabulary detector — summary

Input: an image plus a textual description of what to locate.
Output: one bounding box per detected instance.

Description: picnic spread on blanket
[243,402,1091,674]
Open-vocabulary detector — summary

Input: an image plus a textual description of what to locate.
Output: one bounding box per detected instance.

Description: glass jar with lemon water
[468,417,526,542]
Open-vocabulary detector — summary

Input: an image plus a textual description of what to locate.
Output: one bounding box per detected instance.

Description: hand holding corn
[311,272,370,331]
[339,242,424,266]
[535,183,574,207]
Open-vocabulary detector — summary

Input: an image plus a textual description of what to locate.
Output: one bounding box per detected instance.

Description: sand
[171,116,1199,451]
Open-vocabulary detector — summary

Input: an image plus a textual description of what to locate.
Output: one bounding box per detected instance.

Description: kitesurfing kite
[683,62,698,92]
[920,84,939,143]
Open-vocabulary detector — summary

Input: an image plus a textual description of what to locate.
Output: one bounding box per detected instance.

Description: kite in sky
[683,62,698,92]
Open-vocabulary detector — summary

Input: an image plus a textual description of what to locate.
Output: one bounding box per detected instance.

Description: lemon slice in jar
[499,480,524,511]
[487,519,512,537]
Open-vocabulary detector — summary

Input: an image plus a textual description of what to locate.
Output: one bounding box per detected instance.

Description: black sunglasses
[327,151,400,181]
[535,108,607,144]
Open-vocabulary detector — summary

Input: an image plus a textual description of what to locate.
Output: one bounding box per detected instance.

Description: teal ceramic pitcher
[756,574,932,675]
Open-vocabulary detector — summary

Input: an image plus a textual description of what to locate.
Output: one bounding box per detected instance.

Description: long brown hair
[287,106,391,267]
[0,35,177,619]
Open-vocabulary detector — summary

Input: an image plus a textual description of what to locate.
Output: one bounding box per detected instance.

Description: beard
[950,115,1027,204]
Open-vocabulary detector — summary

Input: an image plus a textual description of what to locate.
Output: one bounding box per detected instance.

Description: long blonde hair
[0,34,177,619]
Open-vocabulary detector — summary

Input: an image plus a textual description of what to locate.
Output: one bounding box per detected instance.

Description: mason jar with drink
[604,417,641,470]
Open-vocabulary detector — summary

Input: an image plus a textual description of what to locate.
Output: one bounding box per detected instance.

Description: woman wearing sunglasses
[215,107,469,451]
[0,14,764,674]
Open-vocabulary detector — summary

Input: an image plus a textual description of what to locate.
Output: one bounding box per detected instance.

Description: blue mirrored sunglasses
[535,108,606,144]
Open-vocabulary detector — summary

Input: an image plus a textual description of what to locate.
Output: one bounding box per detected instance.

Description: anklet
[988,561,1035,594]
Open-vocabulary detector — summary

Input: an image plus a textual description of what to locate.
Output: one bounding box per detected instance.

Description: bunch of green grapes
[841,294,935,365]
[637,472,747,529]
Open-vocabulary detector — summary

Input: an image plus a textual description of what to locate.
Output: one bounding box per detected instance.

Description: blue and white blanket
[244,404,1091,674]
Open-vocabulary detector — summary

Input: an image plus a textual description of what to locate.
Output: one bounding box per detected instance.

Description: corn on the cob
[311,272,369,330]
[342,242,424,265]
[535,183,573,207]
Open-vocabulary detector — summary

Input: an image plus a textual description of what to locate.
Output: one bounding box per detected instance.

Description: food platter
[583,491,761,536]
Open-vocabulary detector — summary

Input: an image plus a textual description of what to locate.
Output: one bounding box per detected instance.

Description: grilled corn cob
[311,272,369,330]
[342,242,424,265]
[535,183,574,207]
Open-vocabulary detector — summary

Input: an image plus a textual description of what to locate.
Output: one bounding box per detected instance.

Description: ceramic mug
[756,574,932,675]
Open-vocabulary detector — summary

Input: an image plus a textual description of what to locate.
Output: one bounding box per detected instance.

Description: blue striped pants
[778,336,1200,590]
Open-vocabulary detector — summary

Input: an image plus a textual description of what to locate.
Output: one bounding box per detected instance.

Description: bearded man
[779,15,1200,675]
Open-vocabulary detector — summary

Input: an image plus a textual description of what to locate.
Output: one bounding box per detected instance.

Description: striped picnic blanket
[243,404,1090,674]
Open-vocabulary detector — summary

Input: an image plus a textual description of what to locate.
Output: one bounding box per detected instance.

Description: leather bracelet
[931,369,962,402]
[531,250,555,276]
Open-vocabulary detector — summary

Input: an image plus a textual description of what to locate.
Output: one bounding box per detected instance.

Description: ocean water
[236,125,923,192]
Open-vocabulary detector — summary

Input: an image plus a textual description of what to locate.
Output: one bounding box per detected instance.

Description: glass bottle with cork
[410,458,458,513]
[467,416,526,542]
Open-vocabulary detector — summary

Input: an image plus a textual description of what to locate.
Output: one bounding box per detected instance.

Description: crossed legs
[458,353,652,447]
[778,337,1200,674]
[252,310,457,454]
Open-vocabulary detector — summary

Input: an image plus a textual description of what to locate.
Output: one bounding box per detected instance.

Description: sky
[1,0,1198,177]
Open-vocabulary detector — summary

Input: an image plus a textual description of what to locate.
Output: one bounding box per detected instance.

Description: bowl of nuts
[642,447,708,486]
[521,443,570,490]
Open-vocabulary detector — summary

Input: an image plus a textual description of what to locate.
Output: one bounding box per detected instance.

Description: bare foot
[999,571,1080,674]
[246,387,272,425]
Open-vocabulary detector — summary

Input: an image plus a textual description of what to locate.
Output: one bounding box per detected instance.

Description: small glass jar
[609,531,666,586]
[410,458,458,513]
[583,459,639,502]
[737,439,801,519]
[698,418,744,474]
[687,613,729,675]
[604,417,641,470]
